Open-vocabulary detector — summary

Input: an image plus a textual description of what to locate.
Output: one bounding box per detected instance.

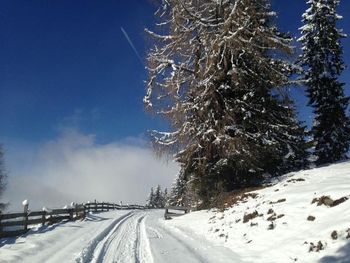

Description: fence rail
[0,201,145,238]
[164,206,191,220]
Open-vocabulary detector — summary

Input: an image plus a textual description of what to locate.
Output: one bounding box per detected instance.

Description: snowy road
[0,210,242,263]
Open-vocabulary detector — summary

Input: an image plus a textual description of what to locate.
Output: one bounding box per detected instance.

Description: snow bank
[168,161,350,263]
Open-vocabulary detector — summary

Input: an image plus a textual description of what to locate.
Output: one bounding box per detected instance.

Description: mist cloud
[3,129,179,211]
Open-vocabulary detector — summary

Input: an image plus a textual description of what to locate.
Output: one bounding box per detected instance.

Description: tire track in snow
[75,211,134,263]
[137,215,154,263]
[95,213,139,262]
[134,215,146,263]
[133,214,154,263]
[110,212,152,263]
[101,212,139,262]
[93,211,153,263]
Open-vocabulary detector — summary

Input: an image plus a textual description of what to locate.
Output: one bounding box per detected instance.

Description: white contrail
[120,27,144,65]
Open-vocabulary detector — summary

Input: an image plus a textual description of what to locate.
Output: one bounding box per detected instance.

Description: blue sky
[0,1,349,208]
[0,0,349,144]
[0,0,160,144]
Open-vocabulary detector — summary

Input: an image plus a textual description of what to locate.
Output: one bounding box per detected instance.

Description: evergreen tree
[275,97,310,172]
[163,188,168,207]
[147,187,155,208]
[154,185,163,208]
[299,0,350,165]
[148,185,168,208]
[145,0,308,206]
[169,172,187,206]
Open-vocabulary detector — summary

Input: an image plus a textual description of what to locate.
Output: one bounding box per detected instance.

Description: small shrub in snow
[267,214,277,221]
[243,211,259,223]
[287,178,306,183]
[311,196,334,206]
[215,190,260,211]
[311,195,348,207]
[309,241,325,252]
[267,222,275,230]
[332,196,349,207]
[269,198,286,204]
[307,215,316,221]
[331,230,338,240]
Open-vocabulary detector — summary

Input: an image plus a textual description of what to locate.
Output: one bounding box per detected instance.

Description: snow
[168,161,350,263]
[0,211,130,263]
[0,210,241,263]
[2,162,350,262]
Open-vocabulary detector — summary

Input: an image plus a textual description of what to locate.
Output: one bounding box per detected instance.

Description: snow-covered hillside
[168,161,350,263]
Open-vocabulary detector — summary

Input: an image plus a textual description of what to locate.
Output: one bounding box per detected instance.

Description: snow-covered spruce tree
[163,188,169,206]
[168,169,190,206]
[299,0,350,165]
[275,97,310,172]
[154,185,164,208]
[147,187,155,208]
[168,174,183,206]
[148,185,168,208]
[145,0,308,207]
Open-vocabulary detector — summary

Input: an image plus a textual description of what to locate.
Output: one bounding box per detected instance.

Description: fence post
[75,204,79,219]
[23,200,29,232]
[42,210,46,226]
[0,212,3,237]
[94,200,97,213]
[82,204,86,219]
[69,208,74,221]
[86,202,90,214]
[164,208,169,220]
[107,203,109,212]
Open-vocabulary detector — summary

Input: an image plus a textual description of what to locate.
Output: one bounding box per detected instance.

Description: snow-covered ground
[169,161,350,263]
[1,161,350,263]
[0,210,240,263]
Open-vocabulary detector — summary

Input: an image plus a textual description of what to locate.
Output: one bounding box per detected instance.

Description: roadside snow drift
[168,161,350,263]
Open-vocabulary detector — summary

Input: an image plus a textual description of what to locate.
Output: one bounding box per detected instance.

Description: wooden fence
[164,206,191,220]
[0,201,145,238]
